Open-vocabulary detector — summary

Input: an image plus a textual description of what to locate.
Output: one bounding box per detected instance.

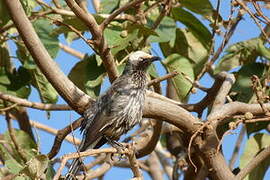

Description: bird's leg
[105,136,128,161]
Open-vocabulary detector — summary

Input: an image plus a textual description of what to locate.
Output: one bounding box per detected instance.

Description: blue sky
[1,0,269,179]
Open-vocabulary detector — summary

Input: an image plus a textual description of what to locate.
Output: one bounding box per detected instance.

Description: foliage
[0,0,270,179]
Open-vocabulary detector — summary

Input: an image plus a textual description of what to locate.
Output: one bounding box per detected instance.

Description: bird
[65,51,160,179]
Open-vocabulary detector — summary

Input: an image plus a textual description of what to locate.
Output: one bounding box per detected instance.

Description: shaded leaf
[215,38,269,73]
[0,144,23,174]
[148,16,176,44]
[100,0,120,13]
[31,68,58,104]
[0,1,11,27]
[231,63,266,103]
[163,54,194,101]
[230,62,268,135]
[172,7,211,48]
[240,133,270,180]
[0,44,12,71]
[0,0,36,27]
[33,19,59,59]
[68,55,105,98]
[20,155,49,179]
[4,129,38,160]
[46,162,56,180]
[160,28,208,75]
[104,24,139,55]
[147,63,159,78]
[0,67,31,99]
[179,0,218,22]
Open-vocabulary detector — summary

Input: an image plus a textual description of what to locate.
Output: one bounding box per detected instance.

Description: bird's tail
[65,137,105,179]
[65,157,82,180]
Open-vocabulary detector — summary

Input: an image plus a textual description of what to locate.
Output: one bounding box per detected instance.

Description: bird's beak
[148,56,161,62]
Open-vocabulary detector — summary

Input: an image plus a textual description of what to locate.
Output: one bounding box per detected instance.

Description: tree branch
[211,73,235,113]
[29,120,80,145]
[65,0,118,82]
[229,126,245,170]
[135,119,163,158]
[0,92,71,111]
[4,0,92,114]
[48,117,84,159]
[235,146,270,180]
[100,0,146,31]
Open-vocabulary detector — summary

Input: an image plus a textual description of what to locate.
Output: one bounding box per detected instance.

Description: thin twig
[91,0,100,13]
[48,117,83,159]
[59,43,85,59]
[235,0,270,43]
[100,0,147,31]
[0,92,71,111]
[252,2,270,25]
[0,103,18,112]
[53,147,130,180]
[50,18,90,46]
[235,146,270,180]
[29,120,80,145]
[229,126,246,170]
[195,10,242,81]
[147,71,179,87]
[127,144,143,178]
[5,109,28,163]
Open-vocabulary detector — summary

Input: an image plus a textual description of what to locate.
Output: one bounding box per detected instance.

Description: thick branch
[202,149,235,180]
[136,119,163,158]
[208,102,270,126]
[65,0,118,82]
[4,0,92,114]
[211,73,235,112]
[144,95,199,133]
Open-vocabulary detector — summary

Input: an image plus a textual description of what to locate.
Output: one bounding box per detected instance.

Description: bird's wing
[79,76,131,151]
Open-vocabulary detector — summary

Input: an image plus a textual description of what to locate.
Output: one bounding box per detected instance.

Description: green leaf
[147,63,159,78]
[179,0,217,22]
[231,63,266,103]
[160,28,208,75]
[240,133,270,180]
[258,40,270,60]
[0,1,11,27]
[0,44,12,71]
[103,24,138,55]
[148,16,176,44]
[215,38,269,73]
[230,62,268,135]
[30,68,58,104]
[45,162,55,180]
[53,17,88,35]
[100,0,120,13]
[33,19,59,59]
[68,55,105,98]
[4,129,38,160]
[0,67,31,99]
[20,155,49,179]
[0,0,37,27]
[0,144,23,174]
[172,7,211,48]
[163,54,194,101]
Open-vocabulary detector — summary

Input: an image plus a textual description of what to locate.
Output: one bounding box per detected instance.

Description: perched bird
[65,51,160,179]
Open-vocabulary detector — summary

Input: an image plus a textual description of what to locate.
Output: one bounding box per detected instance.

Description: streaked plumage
[65,51,160,179]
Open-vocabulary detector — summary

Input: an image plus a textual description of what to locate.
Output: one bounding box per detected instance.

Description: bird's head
[124,51,160,73]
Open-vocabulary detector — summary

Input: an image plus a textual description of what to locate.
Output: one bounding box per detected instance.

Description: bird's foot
[105,137,127,155]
